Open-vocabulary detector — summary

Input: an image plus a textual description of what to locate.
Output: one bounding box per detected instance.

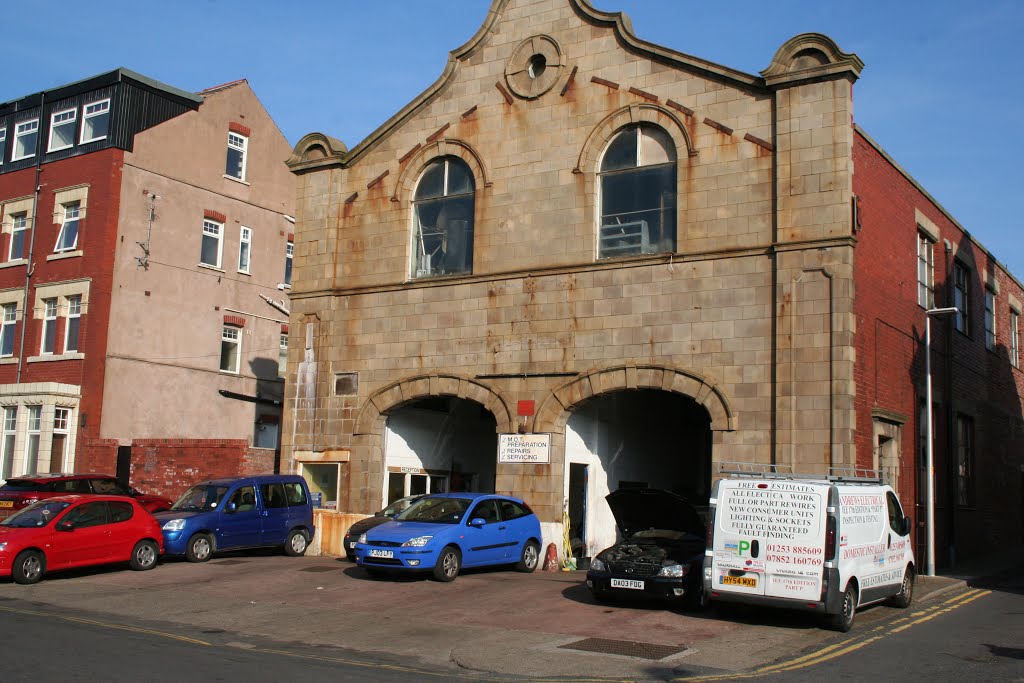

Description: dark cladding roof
[0,67,203,115]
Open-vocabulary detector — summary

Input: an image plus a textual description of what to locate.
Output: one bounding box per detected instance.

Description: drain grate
[558,637,687,661]
[212,559,250,566]
[299,565,338,573]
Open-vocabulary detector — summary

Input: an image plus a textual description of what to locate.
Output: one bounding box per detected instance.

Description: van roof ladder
[715,461,883,484]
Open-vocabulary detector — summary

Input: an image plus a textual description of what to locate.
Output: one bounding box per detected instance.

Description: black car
[586,488,707,609]
[343,495,424,560]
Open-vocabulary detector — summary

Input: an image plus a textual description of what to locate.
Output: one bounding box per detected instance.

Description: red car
[0,495,164,584]
[0,474,173,519]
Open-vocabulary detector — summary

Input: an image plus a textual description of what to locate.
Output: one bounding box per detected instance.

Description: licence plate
[722,575,757,587]
[611,578,645,590]
[368,549,394,559]
[0,501,12,508]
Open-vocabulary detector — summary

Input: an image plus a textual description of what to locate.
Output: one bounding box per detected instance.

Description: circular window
[505,35,564,99]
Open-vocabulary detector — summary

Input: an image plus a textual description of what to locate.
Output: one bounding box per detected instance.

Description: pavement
[0,548,1018,682]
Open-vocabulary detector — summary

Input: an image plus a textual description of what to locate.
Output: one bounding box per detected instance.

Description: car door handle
[498,525,507,530]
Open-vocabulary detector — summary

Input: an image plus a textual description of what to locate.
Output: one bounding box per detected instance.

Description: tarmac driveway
[0,552,948,680]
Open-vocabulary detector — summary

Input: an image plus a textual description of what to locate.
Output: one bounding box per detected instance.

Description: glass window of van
[284,482,307,506]
[260,483,287,509]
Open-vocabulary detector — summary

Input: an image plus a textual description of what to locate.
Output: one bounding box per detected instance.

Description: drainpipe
[942,239,956,568]
[16,93,44,384]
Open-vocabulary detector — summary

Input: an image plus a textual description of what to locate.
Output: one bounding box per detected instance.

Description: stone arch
[575,103,696,175]
[532,363,736,435]
[761,32,864,87]
[391,139,491,204]
[286,132,348,171]
[354,373,513,436]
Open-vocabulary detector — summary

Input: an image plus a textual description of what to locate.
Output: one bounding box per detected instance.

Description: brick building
[283,0,1022,566]
[0,69,296,499]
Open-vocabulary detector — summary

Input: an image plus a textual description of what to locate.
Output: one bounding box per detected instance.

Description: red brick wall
[853,130,1024,565]
[127,439,276,499]
[0,149,124,446]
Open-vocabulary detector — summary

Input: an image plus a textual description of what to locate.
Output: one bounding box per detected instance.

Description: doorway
[568,463,588,565]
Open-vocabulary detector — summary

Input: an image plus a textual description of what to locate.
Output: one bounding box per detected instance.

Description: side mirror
[226,502,238,514]
[901,516,912,536]
[469,517,486,528]
[56,520,75,532]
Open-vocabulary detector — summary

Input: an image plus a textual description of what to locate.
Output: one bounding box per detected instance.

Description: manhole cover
[300,565,338,573]
[213,560,250,566]
[558,637,686,660]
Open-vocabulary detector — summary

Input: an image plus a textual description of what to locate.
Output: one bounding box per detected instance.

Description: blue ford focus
[355,492,542,581]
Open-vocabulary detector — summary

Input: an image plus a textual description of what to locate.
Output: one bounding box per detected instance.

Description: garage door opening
[564,389,712,563]
[383,397,497,505]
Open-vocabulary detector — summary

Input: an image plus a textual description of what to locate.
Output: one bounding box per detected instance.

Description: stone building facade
[284,0,1022,564]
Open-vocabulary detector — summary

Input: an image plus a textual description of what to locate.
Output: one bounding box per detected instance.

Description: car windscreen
[0,501,71,527]
[0,480,43,492]
[395,497,471,524]
[171,485,230,511]
[382,496,420,517]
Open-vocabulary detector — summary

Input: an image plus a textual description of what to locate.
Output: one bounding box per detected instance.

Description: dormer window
[48,108,77,152]
[12,120,39,161]
[80,99,110,143]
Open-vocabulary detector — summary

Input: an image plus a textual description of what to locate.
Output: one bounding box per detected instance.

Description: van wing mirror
[901,516,912,536]
[226,502,238,514]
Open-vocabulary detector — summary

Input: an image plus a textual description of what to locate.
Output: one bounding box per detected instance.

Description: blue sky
[3,1,1021,276]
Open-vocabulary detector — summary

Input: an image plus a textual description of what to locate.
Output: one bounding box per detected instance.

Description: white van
[702,465,915,631]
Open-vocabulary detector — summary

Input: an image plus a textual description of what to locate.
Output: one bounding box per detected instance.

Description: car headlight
[162,519,186,532]
[657,564,688,578]
[0,542,7,552]
[590,557,606,572]
[401,535,433,547]
[357,533,367,544]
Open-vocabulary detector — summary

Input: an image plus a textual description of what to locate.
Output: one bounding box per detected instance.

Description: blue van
[155,475,315,562]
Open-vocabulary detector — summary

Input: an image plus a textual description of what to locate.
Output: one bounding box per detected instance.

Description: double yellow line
[674,587,991,681]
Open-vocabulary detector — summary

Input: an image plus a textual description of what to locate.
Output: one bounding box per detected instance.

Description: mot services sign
[497,433,551,464]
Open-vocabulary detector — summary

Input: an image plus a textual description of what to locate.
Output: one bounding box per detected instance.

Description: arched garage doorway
[383,397,498,504]
[564,389,712,564]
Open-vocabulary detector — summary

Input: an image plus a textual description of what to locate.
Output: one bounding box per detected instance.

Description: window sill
[0,259,27,269]
[223,175,250,186]
[219,369,240,376]
[47,250,83,261]
[48,144,73,154]
[237,270,251,277]
[277,283,292,291]
[198,263,225,273]
[0,357,17,365]
[80,135,107,145]
[27,352,84,363]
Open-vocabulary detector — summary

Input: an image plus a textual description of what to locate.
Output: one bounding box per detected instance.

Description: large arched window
[412,156,475,278]
[598,124,676,258]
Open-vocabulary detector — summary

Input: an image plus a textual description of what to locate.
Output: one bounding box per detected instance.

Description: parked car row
[0,474,315,584]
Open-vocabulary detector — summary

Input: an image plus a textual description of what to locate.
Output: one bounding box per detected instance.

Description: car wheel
[129,540,159,571]
[284,529,309,557]
[888,567,914,608]
[829,583,857,632]
[516,541,540,573]
[185,533,214,563]
[12,550,45,585]
[432,546,461,582]
[684,580,709,611]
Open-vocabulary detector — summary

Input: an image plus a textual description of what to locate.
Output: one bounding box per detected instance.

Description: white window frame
[54,202,80,252]
[24,405,41,476]
[220,326,241,374]
[1,406,16,480]
[917,231,935,309]
[47,108,78,152]
[12,119,39,161]
[226,132,248,181]
[64,295,82,353]
[284,241,293,286]
[80,99,111,144]
[0,303,16,357]
[41,298,57,355]
[238,226,252,274]
[201,219,223,268]
[8,212,27,261]
[1011,310,1020,369]
[0,127,6,165]
[52,407,71,473]
[984,289,996,351]
[278,333,288,378]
